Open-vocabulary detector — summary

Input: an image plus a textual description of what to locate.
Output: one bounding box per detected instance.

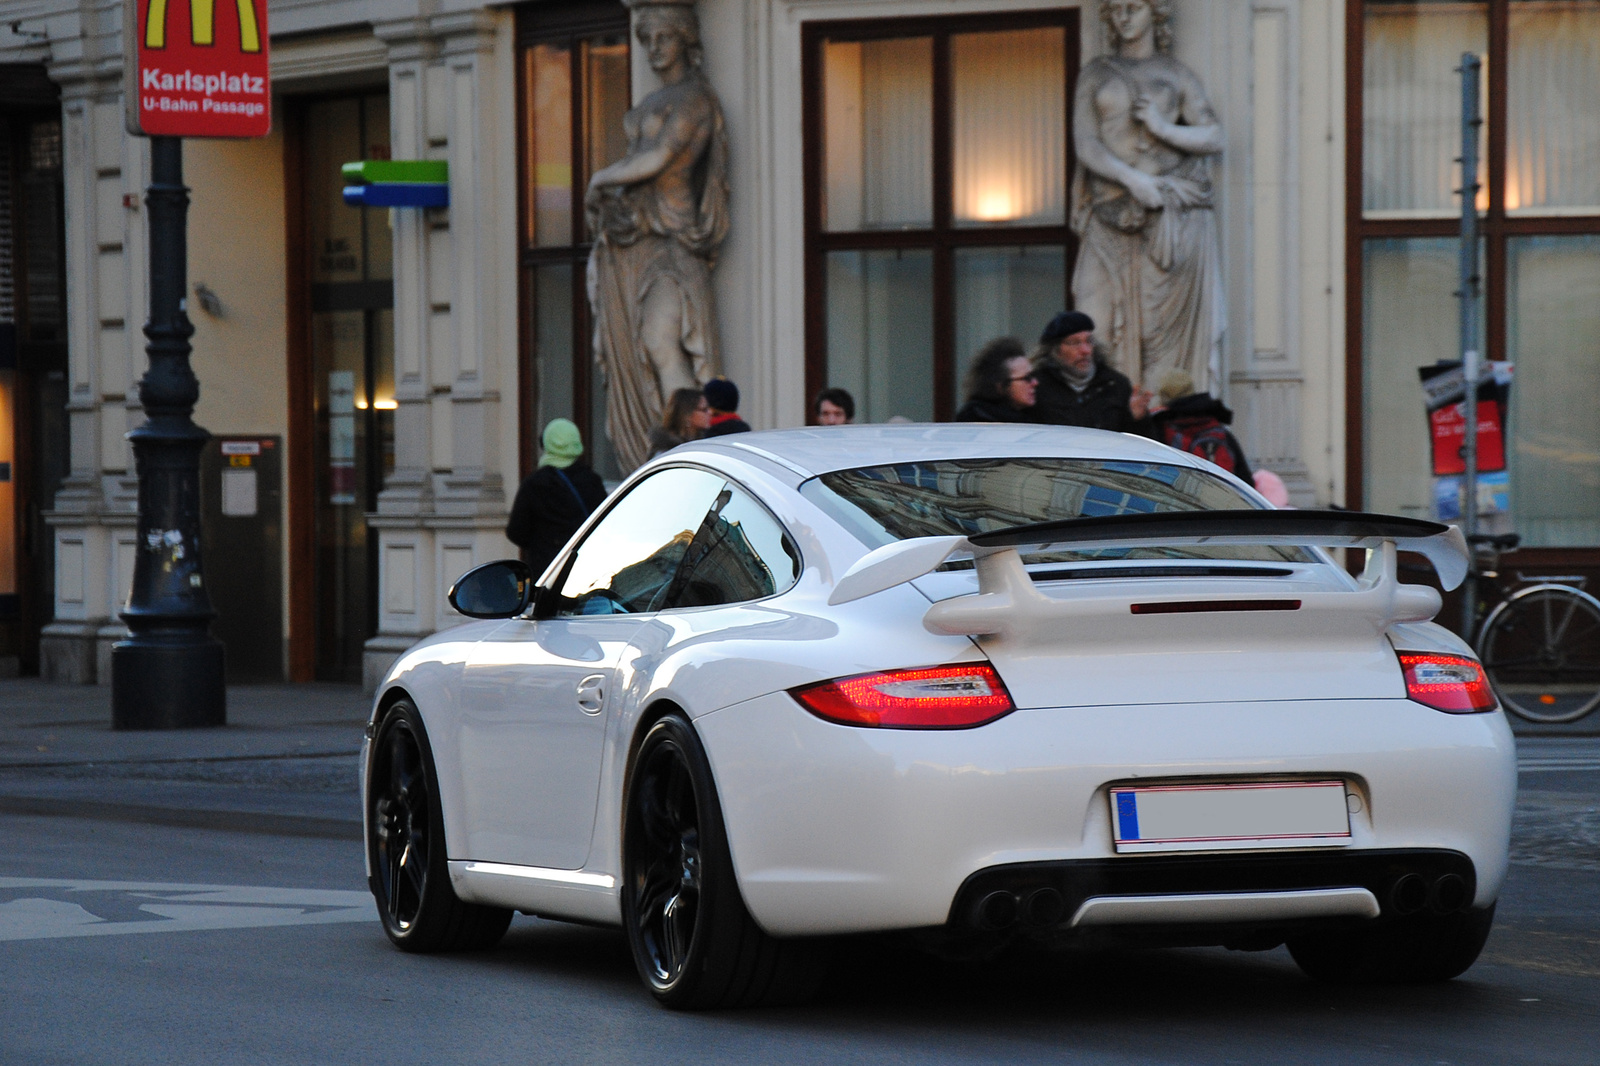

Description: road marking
[0,877,373,942]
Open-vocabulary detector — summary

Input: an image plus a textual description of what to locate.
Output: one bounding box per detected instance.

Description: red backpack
[1160,417,1238,474]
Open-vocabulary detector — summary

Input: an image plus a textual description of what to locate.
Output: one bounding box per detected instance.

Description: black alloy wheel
[622,714,827,1009]
[366,700,512,952]
[630,727,702,985]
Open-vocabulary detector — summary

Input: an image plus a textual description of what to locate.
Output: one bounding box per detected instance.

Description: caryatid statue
[586,0,729,472]
[1071,0,1226,391]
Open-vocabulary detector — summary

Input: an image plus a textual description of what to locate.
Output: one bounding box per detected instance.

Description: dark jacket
[1030,357,1138,432]
[647,426,688,458]
[705,412,750,437]
[1146,393,1253,482]
[505,462,608,579]
[955,396,1032,423]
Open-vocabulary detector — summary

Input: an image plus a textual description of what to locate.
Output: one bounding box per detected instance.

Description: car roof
[669,423,1214,480]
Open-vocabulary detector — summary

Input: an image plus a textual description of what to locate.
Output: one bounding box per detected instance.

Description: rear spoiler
[827,510,1468,638]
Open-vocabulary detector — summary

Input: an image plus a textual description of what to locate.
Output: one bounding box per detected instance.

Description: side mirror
[448,560,535,619]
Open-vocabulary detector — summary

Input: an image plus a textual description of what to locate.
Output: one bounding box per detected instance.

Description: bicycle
[1468,533,1600,724]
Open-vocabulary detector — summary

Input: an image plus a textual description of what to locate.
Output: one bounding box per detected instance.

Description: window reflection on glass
[522,24,631,481]
[19,120,64,340]
[1361,237,1483,519]
[532,262,574,432]
[303,91,395,681]
[557,467,727,614]
[528,43,574,247]
[951,27,1065,227]
[823,36,933,231]
[1507,1,1600,214]
[308,98,366,283]
[825,249,934,422]
[585,35,631,240]
[801,460,1294,564]
[1507,235,1600,545]
[954,246,1064,369]
[1363,2,1488,216]
[671,486,801,607]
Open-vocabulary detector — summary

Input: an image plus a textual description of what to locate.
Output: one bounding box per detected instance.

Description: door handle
[576,673,605,715]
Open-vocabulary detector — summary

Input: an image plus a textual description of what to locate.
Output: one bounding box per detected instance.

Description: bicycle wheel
[1476,584,1600,724]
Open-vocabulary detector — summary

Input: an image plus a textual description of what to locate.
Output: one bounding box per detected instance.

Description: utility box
[201,436,283,682]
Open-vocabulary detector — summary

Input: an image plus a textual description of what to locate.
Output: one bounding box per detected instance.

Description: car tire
[1287,904,1496,984]
[622,713,828,1009]
[367,699,513,953]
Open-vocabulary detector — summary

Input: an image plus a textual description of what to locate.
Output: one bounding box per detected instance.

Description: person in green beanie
[506,418,609,580]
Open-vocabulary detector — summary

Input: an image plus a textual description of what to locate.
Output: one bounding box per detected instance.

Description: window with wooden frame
[803,10,1080,423]
[517,0,631,479]
[1349,0,1600,549]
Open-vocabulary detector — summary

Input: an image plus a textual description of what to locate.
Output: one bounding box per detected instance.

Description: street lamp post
[110,135,226,730]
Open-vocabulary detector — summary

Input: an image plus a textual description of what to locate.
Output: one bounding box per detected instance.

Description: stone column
[364,11,519,690]
[1222,0,1323,507]
[39,51,148,682]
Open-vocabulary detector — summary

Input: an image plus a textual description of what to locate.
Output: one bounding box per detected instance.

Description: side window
[662,483,802,609]
[555,467,727,616]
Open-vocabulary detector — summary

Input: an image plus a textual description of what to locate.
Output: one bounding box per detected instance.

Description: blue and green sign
[341,160,449,208]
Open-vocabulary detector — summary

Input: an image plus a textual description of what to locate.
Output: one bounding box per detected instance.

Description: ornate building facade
[0,0,1592,687]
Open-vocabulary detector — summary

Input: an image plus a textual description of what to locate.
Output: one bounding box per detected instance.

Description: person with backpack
[505,418,609,581]
[1146,371,1253,482]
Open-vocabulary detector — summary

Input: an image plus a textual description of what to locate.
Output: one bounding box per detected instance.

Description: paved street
[2,681,1597,1065]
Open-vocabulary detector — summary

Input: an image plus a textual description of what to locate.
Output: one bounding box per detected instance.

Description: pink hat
[1253,469,1291,508]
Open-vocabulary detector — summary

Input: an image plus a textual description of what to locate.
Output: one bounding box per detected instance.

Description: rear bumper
[694,692,1516,937]
[952,848,1474,943]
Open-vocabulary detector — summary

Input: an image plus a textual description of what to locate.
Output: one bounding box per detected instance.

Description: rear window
[799,458,1313,565]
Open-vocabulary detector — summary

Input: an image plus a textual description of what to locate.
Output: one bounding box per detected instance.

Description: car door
[457,466,730,870]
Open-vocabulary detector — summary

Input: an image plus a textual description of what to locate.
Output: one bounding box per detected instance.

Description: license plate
[1110,780,1352,853]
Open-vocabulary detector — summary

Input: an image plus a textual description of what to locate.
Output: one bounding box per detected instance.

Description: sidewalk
[1,676,1594,843]
[0,679,371,839]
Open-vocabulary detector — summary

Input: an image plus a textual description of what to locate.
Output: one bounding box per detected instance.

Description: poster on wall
[123,0,271,138]
[1419,361,1514,524]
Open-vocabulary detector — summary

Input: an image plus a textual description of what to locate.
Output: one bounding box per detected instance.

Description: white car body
[364,425,1516,943]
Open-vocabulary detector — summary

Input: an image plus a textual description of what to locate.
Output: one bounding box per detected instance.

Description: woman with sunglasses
[955,337,1039,423]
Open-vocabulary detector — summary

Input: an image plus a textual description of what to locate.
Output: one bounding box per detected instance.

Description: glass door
[0,115,67,676]
[304,93,394,682]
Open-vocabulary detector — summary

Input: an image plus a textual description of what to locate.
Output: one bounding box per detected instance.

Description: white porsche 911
[361,425,1515,1009]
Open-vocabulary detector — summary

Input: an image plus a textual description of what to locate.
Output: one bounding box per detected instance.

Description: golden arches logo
[144,0,261,53]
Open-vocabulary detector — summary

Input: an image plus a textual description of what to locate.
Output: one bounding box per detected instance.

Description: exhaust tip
[973,890,1018,930]
[1020,887,1065,927]
[1389,873,1428,916]
[1430,873,1469,914]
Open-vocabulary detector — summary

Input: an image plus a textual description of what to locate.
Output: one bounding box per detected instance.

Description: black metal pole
[110,136,226,729]
[1457,54,1483,638]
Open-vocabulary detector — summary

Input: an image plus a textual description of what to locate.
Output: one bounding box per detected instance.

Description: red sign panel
[125,0,270,138]
[1430,399,1506,476]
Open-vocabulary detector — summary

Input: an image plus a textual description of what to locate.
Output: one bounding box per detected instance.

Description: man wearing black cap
[702,377,751,437]
[1030,311,1150,432]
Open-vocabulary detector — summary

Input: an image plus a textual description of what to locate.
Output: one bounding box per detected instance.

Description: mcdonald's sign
[124,0,270,138]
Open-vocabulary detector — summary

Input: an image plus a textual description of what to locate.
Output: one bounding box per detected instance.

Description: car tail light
[1398,653,1496,713]
[791,664,1015,729]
